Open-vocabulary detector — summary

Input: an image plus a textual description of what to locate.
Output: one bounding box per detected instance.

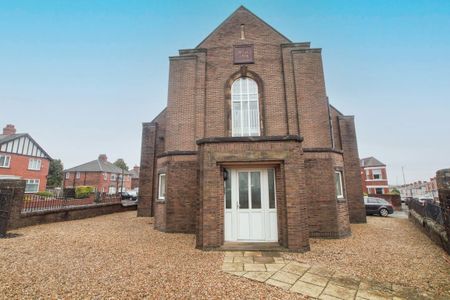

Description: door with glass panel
[224,168,277,242]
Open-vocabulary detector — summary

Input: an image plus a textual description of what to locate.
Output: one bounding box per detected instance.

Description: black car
[364,197,394,217]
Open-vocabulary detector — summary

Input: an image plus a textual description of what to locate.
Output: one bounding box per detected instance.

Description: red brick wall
[0,152,49,192]
[338,116,366,223]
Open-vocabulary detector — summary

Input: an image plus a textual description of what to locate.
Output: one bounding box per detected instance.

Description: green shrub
[75,186,94,199]
[36,191,53,197]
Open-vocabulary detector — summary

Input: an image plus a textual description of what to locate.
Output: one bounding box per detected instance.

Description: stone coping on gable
[196,135,303,145]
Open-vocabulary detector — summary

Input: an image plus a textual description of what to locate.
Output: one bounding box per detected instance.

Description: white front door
[224,168,278,242]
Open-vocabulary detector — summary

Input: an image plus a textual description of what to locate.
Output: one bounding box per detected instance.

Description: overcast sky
[1,0,449,184]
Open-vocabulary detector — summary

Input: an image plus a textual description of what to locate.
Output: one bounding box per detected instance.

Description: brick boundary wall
[436,168,450,254]
[408,209,449,254]
[1,179,136,231]
[9,203,136,230]
[368,194,402,211]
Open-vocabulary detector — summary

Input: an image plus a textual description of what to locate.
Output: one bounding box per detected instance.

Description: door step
[219,242,288,252]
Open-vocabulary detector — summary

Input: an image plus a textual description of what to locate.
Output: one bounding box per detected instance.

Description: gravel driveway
[1,212,448,299]
[0,212,302,299]
[285,216,450,298]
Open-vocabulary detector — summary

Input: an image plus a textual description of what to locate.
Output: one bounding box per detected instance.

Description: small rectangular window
[25,179,40,193]
[372,169,382,180]
[335,171,344,199]
[158,174,166,200]
[375,188,383,194]
[65,173,70,179]
[103,173,107,181]
[28,158,41,170]
[110,174,116,181]
[76,172,81,179]
[0,154,11,168]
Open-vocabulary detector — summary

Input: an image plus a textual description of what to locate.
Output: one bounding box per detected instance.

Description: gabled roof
[64,159,131,174]
[0,133,52,160]
[360,157,386,167]
[129,168,139,179]
[196,5,291,48]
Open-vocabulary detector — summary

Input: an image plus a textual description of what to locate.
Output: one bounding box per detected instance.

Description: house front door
[224,168,278,242]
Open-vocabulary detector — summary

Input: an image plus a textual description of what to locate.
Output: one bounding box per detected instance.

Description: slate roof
[129,168,139,179]
[360,157,386,167]
[64,159,132,174]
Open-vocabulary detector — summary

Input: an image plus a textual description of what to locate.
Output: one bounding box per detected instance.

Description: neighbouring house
[63,154,132,193]
[399,179,438,200]
[0,124,52,193]
[129,165,140,190]
[360,157,389,195]
[138,6,366,252]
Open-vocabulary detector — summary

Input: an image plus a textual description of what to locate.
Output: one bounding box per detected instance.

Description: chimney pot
[98,154,108,162]
[2,124,16,135]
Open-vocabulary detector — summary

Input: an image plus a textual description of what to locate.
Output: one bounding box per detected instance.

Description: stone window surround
[224,67,266,137]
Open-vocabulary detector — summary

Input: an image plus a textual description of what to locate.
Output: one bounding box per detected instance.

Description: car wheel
[379,208,389,217]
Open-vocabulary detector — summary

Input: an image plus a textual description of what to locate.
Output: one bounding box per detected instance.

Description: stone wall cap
[196,135,303,145]
[157,150,198,158]
[303,147,344,154]
[281,42,311,48]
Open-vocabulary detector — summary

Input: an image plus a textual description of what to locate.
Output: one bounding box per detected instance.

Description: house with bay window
[360,157,389,195]
[0,124,51,193]
[138,6,366,252]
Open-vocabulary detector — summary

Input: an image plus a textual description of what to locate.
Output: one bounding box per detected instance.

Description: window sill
[337,198,347,203]
[156,199,166,203]
[0,166,11,169]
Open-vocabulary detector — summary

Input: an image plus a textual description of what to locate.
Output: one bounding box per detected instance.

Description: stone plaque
[234,44,254,64]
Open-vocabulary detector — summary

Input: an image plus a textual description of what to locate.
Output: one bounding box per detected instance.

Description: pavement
[222,251,428,300]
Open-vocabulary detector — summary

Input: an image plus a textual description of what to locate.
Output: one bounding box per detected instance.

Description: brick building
[129,165,140,190]
[138,6,366,251]
[63,154,132,193]
[0,124,51,193]
[360,157,389,194]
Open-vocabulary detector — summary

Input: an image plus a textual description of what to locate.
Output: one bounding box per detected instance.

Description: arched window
[231,77,260,136]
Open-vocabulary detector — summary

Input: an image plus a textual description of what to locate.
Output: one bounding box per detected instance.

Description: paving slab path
[222,251,432,300]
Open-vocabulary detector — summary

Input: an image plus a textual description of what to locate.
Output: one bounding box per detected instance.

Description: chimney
[133,165,140,172]
[98,154,108,162]
[2,124,16,135]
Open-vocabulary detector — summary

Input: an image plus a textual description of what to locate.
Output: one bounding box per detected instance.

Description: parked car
[364,197,394,217]
[119,192,133,200]
[127,190,138,201]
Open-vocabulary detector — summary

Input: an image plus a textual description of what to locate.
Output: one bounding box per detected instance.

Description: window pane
[232,80,240,94]
[241,101,249,135]
[225,172,231,209]
[251,172,261,209]
[268,169,276,208]
[238,172,249,209]
[232,102,241,136]
[241,77,248,93]
[335,172,343,197]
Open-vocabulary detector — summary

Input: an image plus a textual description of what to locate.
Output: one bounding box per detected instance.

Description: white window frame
[65,173,70,179]
[110,174,116,181]
[76,172,81,179]
[158,173,166,200]
[231,77,260,137]
[335,171,344,199]
[28,158,42,170]
[372,169,382,180]
[0,154,11,168]
[103,173,107,181]
[25,179,40,193]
